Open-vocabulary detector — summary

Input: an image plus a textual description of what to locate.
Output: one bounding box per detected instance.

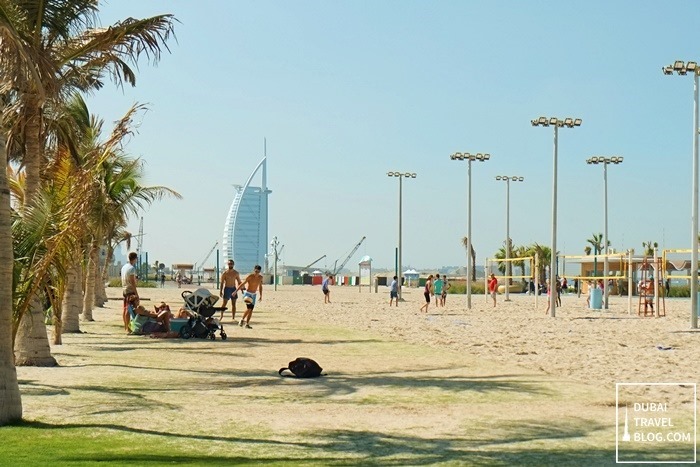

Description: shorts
[142,320,165,334]
[243,291,256,309]
[490,291,496,299]
[424,292,430,303]
[223,287,238,300]
[390,291,398,299]
[322,288,329,295]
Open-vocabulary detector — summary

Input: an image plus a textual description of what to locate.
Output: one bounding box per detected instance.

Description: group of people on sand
[419,274,449,312]
[218,260,263,329]
[120,252,264,336]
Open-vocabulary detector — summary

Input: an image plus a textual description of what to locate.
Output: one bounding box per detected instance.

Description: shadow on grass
[20,365,552,405]
[13,420,689,465]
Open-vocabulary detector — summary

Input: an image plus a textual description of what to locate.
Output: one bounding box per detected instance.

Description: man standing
[488,273,498,308]
[121,252,139,331]
[389,275,398,306]
[322,273,331,304]
[433,274,444,308]
[234,265,263,329]
[219,259,242,321]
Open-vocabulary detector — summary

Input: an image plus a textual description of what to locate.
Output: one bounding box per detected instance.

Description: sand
[112,283,700,396]
[13,283,699,462]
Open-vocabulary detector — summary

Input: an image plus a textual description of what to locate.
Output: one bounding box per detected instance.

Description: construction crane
[332,236,366,275]
[304,254,326,269]
[195,241,218,272]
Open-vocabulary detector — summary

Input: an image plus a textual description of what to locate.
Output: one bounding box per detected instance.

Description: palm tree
[2,2,176,366]
[513,245,528,282]
[527,243,552,286]
[82,153,181,321]
[10,157,88,362]
[642,241,658,257]
[0,0,53,424]
[587,233,609,277]
[461,237,477,282]
[0,128,22,423]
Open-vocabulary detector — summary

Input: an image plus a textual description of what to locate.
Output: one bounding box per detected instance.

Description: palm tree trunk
[23,95,42,200]
[13,296,57,367]
[61,258,83,333]
[82,242,98,321]
[14,97,56,367]
[94,250,107,307]
[0,131,22,423]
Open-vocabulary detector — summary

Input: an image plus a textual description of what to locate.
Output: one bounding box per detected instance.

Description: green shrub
[447,282,485,294]
[668,285,690,298]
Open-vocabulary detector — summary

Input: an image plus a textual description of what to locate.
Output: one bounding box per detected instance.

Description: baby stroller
[179,288,227,340]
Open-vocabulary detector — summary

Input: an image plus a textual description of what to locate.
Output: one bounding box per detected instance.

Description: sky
[88,1,700,273]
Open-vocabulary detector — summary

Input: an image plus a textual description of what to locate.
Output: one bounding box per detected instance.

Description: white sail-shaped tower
[222,157,270,274]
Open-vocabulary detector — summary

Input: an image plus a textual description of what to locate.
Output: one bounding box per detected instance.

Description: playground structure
[560,250,668,316]
[484,255,539,308]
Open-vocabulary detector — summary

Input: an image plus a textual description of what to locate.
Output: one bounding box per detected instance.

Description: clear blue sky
[89,1,699,272]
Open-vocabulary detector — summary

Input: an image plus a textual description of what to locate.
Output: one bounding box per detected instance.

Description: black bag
[278,357,325,378]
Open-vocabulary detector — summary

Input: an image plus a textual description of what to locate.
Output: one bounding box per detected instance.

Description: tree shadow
[14,420,690,465]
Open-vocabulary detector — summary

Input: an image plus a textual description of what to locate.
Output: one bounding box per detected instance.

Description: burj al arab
[222,157,271,274]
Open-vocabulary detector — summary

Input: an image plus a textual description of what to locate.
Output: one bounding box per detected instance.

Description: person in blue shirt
[389,275,398,306]
[322,273,331,304]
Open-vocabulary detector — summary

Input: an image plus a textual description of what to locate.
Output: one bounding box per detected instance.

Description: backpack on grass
[278,357,325,378]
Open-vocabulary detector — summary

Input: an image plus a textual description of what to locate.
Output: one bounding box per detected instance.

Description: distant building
[222,157,271,274]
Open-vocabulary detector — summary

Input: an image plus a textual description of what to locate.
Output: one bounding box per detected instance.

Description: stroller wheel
[180,324,192,339]
[209,333,216,340]
[221,332,227,341]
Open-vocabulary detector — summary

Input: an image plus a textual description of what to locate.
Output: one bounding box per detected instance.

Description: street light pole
[450,152,490,309]
[270,236,279,291]
[586,156,624,309]
[495,176,524,302]
[663,60,699,329]
[387,171,417,301]
[531,116,582,317]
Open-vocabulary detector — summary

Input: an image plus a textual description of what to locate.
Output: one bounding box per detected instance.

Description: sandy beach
[57,282,700,394]
[13,283,698,463]
[252,284,696,389]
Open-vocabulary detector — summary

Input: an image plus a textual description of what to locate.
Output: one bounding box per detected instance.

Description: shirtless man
[234,264,263,329]
[219,259,242,321]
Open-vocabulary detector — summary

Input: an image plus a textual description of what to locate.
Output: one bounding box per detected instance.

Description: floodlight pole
[387,171,416,301]
[532,116,582,317]
[399,175,403,301]
[467,158,473,309]
[663,60,699,328]
[496,176,524,302]
[450,153,490,309]
[603,160,609,309]
[550,124,559,318]
[587,156,623,310]
[694,70,699,329]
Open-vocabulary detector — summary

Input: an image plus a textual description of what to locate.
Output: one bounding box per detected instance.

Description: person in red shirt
[488,273,498,307]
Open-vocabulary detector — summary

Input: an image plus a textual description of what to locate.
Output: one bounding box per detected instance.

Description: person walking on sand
[219,259,242,321]
[420,275,433,313]
[433,274,444,308]
[488,273,498,307]
[441,276,450,306]
[322,273,332,303]
[234,265,263,329]
[121,252,139,331]
[389,275,399,306]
